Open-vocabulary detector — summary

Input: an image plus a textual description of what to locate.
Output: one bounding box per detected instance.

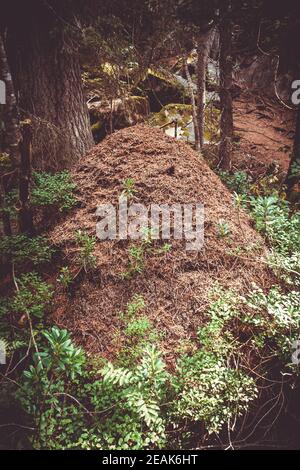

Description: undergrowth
[1,168,300,449]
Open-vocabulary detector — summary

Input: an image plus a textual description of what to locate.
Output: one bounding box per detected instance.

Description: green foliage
[17,327,86,449]
[172,351,257,434]
[288,159,300,179]
[124,316,152,339]
[31,171,77,212]
[155,243,172,255]
[40,327,85,379]
[121,178,138,199]
[117,295,159,367]
[243,286,300,364]
[216,219,231,238]
[12,273,53,320]
[171,286,257,434]
[57,267,72,289]
[10,281,300,450]
[99,345,169,448]
[219,170,251,195]
[220,169,300,287]
[1,189,18,218]
[123,294,145,318]
[249,195,300,285]
[0,235,53,265]
[121,233,171,279]
[75,230,97,272]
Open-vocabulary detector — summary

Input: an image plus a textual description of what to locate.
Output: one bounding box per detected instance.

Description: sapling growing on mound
[121,178,138,200]
[117,295,159,366]
[57,267,73,290]
[216,219,231,238]
[121,228,172,279]
[75,230,97,273]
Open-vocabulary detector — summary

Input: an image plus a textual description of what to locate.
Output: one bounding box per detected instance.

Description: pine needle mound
[50,124,274,361]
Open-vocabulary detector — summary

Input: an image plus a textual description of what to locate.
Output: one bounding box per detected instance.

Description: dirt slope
[50,124,274,361]
[232,93,295,175]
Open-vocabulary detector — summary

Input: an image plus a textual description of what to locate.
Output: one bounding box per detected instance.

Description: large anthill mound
[50,124,274,361]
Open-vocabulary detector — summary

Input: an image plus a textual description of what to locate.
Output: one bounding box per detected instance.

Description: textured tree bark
[218,1,233,171]
[19,122,34,235]
[196,27,216,149]
[0,35,20,167]
[3,1,94,171]
[0,34,19,235]
[285,106,300,198]
[184,57,200,152]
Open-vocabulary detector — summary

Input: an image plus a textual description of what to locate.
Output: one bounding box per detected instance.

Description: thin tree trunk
[184,57,200,152]
[218,1,233,171]
[19,121,34,235]
[285,106,300,198]
[3,1,94,171]
[196,27,215,149]
[0,35,20,167]
[0,34,19,236]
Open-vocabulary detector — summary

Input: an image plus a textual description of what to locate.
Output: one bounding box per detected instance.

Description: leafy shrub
[243,286,300,364]
[117,295,159,367]
[249,195,300,284]
[57,267,73,289]
[12,272,53,320]
[216,219,231,238]
[121,178,138,199]
[219,170,251,195]
[75,230,97,272]
[31,171,77,212]
[172,350,257,434]
[0,235,53,266]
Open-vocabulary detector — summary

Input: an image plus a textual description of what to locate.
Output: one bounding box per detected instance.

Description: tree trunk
[196,27,215,149]
[19,122,34,235]
[3,1,94,171]
[218,1,233,171]
[0,34,20,236]
[0,34,20,167]
[184,57,200,152]
[285,106,300,199]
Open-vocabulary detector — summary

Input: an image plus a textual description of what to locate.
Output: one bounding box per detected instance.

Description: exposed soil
[49,124,275,363]
[232,92,295,176]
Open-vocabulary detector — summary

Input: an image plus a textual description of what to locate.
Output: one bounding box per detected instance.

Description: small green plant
[124,316,152,339]
[121,178,138,199]
[121,231,171,279]
[155,243,172,255]
[219,170,251,195]
[288,159,300,179]
[57,267,73,289]
[100,345,168,448]
[216,219,231,238]
[39,327,86,378]
[0,235,53,265]
[12,272,53,320]
[117,295,159,367]
[121,245,145,279]
[31,171,77,212]
[75,230,97,272]
[1,189,19,218]
[122,294,146,319]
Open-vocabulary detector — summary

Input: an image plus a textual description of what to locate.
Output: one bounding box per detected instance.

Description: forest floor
[232,92,294,175]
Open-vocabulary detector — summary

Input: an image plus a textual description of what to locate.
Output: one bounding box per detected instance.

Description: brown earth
[49,124,275,363]
[232,93,295,176]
